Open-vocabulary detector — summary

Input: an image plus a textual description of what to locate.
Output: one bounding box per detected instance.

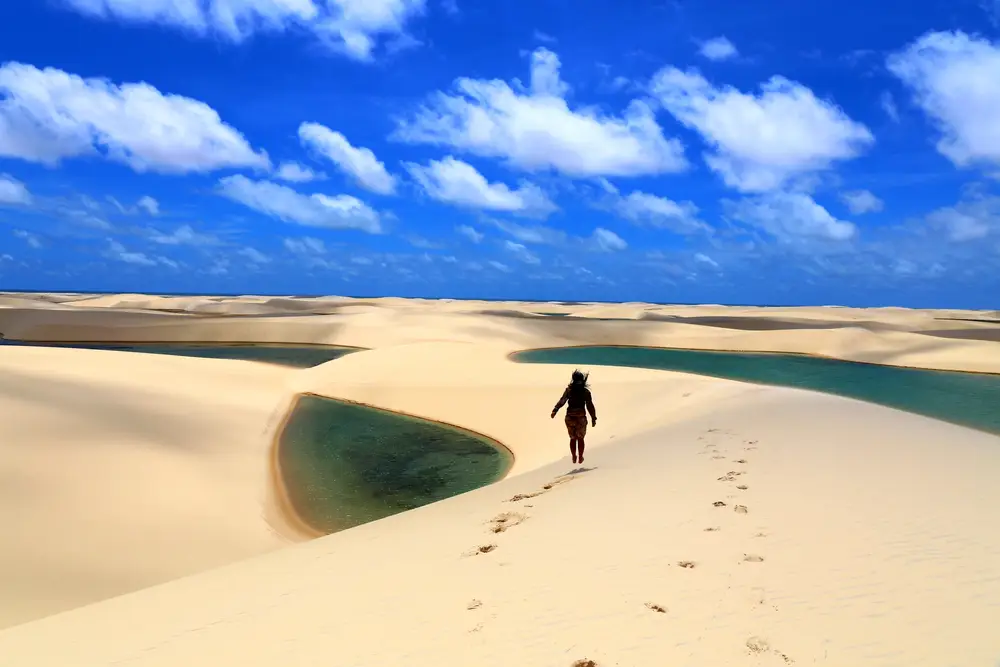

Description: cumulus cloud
[148,224,217,245]
[299,122,396,194]
[612,190,709,234]
[106,239,177,268]
[0,174,31,205]
[13,229,42,248]
[888,31,1000,169]
[393,47,687,178]
[589,227,627,252]
[276,161,326,183]
[0,63,268,173]
[650,67,873,192]
[58,0,427,61]
[137,195,160,216]
[840,189,884,215]
[699,37,738,61]
[503,240,540,264]
[284,236,327,254]
[922,190,1000,242]
[725,192,857,242]
[406,156,556,216]
[456,224,483,243]
[217,175,382,233]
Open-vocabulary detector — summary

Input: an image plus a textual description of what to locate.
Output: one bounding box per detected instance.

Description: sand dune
[1,293,999,665]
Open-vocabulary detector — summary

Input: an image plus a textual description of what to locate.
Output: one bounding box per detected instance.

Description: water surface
[279,396,513,534]
[513,346,1000,435]
[0,340,356,368]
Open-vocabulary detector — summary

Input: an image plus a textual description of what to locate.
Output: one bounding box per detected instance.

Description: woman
[550,369,598,464]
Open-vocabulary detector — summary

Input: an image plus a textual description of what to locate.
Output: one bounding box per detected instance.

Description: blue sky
[1,0,1000,307]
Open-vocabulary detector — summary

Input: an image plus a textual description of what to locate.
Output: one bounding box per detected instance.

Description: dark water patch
[512,346,1000,436]
[0,340,358,368]
[278,396,512,534]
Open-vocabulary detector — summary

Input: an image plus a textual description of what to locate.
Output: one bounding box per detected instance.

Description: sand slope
[1,293,999,665]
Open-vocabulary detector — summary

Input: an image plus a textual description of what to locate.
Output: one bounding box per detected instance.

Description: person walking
[550,369,597,464]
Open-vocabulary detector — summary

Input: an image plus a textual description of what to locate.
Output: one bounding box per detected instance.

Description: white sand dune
[1,293,999,665]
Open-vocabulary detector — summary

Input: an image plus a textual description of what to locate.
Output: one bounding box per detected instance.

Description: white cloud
[276,161,326,183]
[406,156,556,216]
[284,236,327,254]
[840,189,884,215]
[137,195,160,216]
[699,37,738,61]
[695,252,719,268]
[13,229,42,248]
[488,218,566,245]
[456,224,483,243]
[922,191,1000,242]
[106,239,177,267]
[237,247,270,264]
[58,0,427,62]
[650,67,873,192]
[534,30,556,43]
[726,192,857,242]
[0,62,269,173]
[880,91,900,123]
[888,31,1000,169]
[298,122,396,194]
[218,175,382,233]
[612,190,708,234]
[0,174,31,205]
[148,224,217,245]
[503,240,540,264]
[488,260,510,272]
[589,227,627,252]
[393,47,687,178]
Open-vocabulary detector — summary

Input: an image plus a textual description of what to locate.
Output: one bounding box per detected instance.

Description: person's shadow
[566,466,597,476]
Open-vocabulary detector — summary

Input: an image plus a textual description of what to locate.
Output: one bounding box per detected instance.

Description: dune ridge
[1,293,999,665]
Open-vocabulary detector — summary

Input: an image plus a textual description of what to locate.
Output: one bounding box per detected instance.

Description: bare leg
[577,437,585,464]
[569,438,578,463]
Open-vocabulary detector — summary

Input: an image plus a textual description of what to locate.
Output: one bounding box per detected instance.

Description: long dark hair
[569,369,589,389]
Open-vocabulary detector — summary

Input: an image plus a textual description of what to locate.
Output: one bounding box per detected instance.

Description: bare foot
[578,456,584,464]
[572,454,578,464]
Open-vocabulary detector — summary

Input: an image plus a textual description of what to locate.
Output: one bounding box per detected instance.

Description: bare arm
[551,387,569,417]
[586,389,597,424]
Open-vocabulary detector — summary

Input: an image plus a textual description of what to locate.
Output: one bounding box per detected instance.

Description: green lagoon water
[0,340,356,368]
[512,346,1000,435]
[279,396,513,534]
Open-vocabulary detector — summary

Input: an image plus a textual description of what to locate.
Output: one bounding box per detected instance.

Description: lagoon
[512,346,1000,436]
[0,340,356,368]
[278,396,513,534]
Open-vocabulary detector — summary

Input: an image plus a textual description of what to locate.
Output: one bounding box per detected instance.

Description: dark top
[553,384,597,420]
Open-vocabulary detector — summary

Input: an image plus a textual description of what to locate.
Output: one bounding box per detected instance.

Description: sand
[0,293,999,665]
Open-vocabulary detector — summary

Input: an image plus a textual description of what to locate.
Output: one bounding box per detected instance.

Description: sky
[1,1,1000,307]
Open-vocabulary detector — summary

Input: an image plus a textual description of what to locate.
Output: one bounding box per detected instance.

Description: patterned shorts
[565,412,588,439]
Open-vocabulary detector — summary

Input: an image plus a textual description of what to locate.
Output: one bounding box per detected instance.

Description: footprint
[734,505,749,514]
[743,554,765,563]
[746,636,771,654]
[644,602,667,613]
[489,512,527,534]
[718,471,743,482]
[736,484,748,490]
[463,544,498,557]
[704,526,720,532]
[571,661,598,667]
[754,532,768,538]
[677,561,696,569]
[508,475,577,502]
[734,459,747,464]
[711,455,726,460]
[467,599,483,610]
[713,501,727,507]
